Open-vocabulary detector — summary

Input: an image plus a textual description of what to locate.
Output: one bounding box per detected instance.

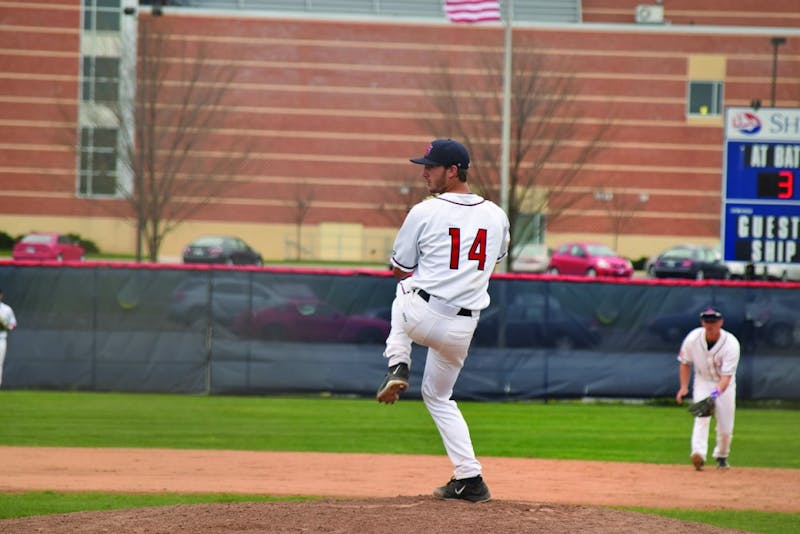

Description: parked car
[724,259,800,281]
[473,293,601,349]
[510,243,550,273]
[648,244,729,280]
[234,298,391,344]
[12,232,85,261]
[745,295,800,348]
[546,242,633,277]
[648,295,800,350]
[182,236,263,265]
[168,278,315,327]
[712,244,800,281]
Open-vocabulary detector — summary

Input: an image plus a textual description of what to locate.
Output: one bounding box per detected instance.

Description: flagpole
[500,0,512,217]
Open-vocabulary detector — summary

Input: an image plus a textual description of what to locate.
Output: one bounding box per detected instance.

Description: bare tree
[423,45,611,268]
[83,18,251,261]
[592,189,650,251]
[377,169,430,228]
[291,181,314,261]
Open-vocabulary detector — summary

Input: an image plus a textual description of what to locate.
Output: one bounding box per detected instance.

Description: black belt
[417,289,474,317]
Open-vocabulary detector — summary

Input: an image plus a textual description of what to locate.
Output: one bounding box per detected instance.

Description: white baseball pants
[690,375,736,461]
[383,282,482,479]
[0,338,6,387]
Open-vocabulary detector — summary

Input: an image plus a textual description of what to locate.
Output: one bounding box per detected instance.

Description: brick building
[0,1,798,262]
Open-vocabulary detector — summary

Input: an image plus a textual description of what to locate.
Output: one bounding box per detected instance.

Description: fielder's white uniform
[0,301,18,387]
[385,191,510,479]
[678,327,740,462]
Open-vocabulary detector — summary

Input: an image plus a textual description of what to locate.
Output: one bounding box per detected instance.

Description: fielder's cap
[699,308,723,321]
[410,139,470,169]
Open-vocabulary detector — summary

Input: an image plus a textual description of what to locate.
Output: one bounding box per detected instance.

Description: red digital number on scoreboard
[777,170,793,199]
[757,170,795,199]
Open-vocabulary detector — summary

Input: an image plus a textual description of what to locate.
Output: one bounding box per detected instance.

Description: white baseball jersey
[677,327,740,383]
[0,301,16,387]
[0,302,16,341]
[390,192,510,311]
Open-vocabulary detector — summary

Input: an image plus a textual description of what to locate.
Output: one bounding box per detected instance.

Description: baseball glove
[688,396,715,417]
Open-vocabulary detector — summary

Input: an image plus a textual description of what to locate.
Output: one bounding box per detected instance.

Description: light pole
[770,37,786,107]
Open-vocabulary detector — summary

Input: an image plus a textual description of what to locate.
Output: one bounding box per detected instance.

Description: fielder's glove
[688,396,715,417]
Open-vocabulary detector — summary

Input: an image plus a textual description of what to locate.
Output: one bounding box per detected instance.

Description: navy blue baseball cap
[410,139,470,169]
[700,308,723,321]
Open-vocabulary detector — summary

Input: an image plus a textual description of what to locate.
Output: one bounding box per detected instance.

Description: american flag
[444,0,502,24]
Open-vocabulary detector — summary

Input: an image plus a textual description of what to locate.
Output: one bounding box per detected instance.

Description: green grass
[1,391,798,467]
[0,391,798,532]
[0,491,309,520]
[624,508,800,534]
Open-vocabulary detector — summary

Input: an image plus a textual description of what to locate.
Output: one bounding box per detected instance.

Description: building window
[79,0,127,198]
[79,127,119,196]
[82,56,120,104]
[83,0,121,32]
[688,81,723,116]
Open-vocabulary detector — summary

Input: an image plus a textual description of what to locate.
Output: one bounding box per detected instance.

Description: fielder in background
[675,307,741,471]
[375,138,510,503]
[0,288,18,388]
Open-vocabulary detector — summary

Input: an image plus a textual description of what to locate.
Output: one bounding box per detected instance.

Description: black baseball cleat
[433,475,491,503]
[716,457,730,470]
[376,363,409,404]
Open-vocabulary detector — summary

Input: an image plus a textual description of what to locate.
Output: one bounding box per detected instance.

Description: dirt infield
[1,446,797,533]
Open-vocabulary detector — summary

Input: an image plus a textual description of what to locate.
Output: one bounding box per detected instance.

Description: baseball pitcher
[376,138,509,503]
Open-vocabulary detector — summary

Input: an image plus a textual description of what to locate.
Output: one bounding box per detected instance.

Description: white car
[510,243,550,273]
[713,245,800,281]
[724,260,800,281]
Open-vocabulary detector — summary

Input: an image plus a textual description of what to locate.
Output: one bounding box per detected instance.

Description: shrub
[631,256,649,270]
[67,233,100,254]
[0,231,14,250]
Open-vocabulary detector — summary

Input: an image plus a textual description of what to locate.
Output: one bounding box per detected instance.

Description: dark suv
[649,244,729,280]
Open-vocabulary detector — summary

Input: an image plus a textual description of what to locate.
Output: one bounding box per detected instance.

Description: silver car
[168,277,315,327]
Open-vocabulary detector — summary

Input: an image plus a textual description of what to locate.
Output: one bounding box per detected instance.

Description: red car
[12,232,86,262]
[234,299,391,344]
[546,242,633,278]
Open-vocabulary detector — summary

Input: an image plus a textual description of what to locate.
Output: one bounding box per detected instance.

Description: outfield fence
[1,261,798,400]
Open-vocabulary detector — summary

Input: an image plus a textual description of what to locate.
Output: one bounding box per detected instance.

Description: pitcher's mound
[0,496,745,534]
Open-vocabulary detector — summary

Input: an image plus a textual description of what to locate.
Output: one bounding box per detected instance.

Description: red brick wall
[1,1,798,256]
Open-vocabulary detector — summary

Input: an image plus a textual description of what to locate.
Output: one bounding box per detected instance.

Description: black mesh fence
[1,263,797,399]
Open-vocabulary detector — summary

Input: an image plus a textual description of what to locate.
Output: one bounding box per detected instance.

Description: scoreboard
[722,107,800,265]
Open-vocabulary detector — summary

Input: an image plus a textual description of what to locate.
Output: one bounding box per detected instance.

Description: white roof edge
[153,8,800,36]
